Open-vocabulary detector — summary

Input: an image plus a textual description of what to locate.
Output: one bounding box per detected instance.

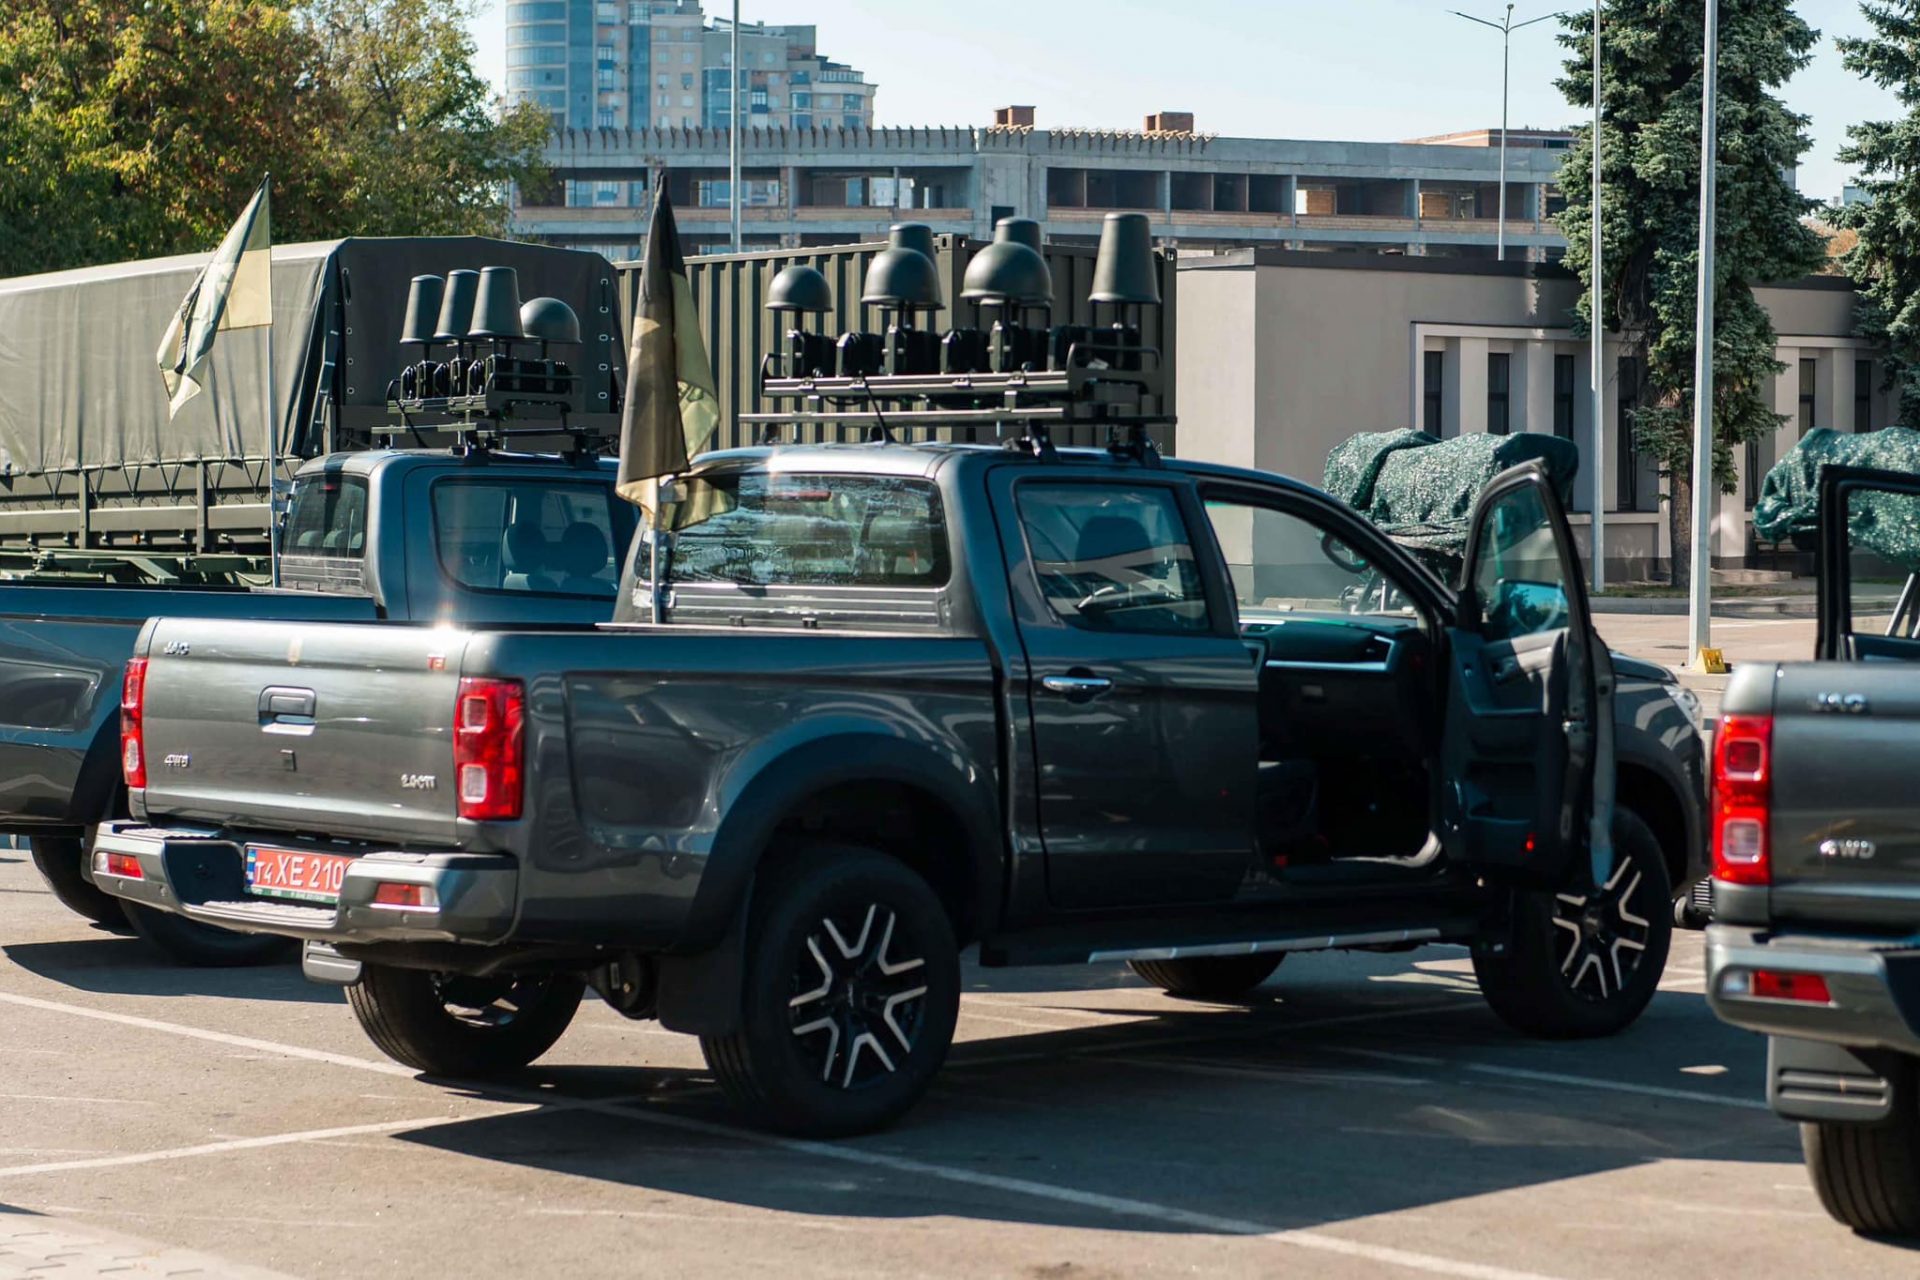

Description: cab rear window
[663,472,948,588]
[283,475,367,559]
[432,478,627,599]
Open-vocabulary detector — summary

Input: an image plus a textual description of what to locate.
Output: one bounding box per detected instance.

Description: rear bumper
[1707,923,1920,1124]
[91,821,517,946]
[1706,924,1920,1054]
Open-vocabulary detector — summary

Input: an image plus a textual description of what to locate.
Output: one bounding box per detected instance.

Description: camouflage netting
[1325,429,1581,571]
[1753,427,1920,568]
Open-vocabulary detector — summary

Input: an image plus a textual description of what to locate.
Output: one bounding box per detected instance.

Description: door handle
[259,686,316,720]
[1041,673,1113,699]
[1492,656,1523,685]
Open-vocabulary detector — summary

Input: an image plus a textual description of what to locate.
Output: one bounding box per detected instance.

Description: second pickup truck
[97,440,1705,1134]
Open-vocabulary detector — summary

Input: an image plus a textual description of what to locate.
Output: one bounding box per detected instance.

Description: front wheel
[1473,807,1672,1039]
[27,835,128,929]
[1804,1100,1920,1234]
[347,966,584,1077]
[701,845,961,1137]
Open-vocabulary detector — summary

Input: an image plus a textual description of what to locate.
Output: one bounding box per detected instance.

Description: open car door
[1441,462,1609,890]
[1816,464,1920,662]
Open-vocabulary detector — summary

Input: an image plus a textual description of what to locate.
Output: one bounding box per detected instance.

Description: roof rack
[746,332,1170,462]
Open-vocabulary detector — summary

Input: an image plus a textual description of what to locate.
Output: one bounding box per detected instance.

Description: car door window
[1468,481,1572,642]
[1204,498,1417,618]
[1016,482,1210,634]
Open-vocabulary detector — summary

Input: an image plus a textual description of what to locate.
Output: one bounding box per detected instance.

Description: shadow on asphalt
[0,937,328,1003]
[390,988,1804,1238]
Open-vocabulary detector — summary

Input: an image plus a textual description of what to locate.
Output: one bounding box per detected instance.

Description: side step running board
[1089,927,1443,964]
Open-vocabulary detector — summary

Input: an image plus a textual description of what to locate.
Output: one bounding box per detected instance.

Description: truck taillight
[454,678,525,821]
[120,657,149,790]
[1712,713,1773,886]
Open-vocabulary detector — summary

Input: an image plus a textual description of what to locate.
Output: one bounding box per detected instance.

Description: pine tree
[1838,2,1920,427]
[1553,0,1826,587]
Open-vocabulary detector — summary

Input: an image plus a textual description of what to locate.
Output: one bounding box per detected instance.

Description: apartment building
[505,1,875,137]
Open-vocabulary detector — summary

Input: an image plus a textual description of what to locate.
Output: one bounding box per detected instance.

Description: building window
[598,68,614,88]
[681,72,693,89]
[793,92,811,108]
[680,94,692,107]
[1423,351,1444,435]
[843,94,863,110]
[597,108,615,127]
[1856,359,1874,432]
[596,44,614,62]
[1486,353,1510,436]
[1553,353,1575,440]
[1618,356,1641,511]
[682,50,694,63]
[1799,357,1817,436]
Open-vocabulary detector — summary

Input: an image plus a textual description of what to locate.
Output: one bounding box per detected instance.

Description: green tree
[0,0,548,277]
[1837,2,1920,427]
[1553,0,1826,588]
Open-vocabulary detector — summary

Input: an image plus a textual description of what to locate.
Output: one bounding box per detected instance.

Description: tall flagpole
[1687,0,1720,665]
[263,176,280,588]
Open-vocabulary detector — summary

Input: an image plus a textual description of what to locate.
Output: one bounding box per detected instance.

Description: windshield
[660,471,949,589]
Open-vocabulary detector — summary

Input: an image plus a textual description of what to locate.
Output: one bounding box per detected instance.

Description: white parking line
[0,989,416,1077]
[0,984,1567,1280]
[0,1113,527,1180]
[1459,1062,1769,1110]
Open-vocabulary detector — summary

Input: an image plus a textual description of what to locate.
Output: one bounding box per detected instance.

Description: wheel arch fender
[655,730,1000,1038]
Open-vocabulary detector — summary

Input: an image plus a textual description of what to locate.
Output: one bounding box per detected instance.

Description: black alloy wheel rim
[787,903,930,1090]
[432,973,551,1030]
[1551,851,1655,1004]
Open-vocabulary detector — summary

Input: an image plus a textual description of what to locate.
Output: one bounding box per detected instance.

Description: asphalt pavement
[0,839,1912,1280]
[0,609,1875,1280]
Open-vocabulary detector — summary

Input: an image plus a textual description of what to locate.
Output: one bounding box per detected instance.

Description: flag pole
[263,177,280,588]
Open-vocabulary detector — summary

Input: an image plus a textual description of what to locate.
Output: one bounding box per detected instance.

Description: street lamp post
[1452,5,1558,262]
[730,0,742,253]
[1591,0,1606,593]
[1688,0,1721,666]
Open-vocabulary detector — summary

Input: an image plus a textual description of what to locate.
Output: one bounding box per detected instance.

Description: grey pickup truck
[1707,464,1920,1235]
[3,447,632,962]
[97,441,1705,1135]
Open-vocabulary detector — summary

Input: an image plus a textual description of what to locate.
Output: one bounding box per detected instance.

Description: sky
[468,0,1895,205]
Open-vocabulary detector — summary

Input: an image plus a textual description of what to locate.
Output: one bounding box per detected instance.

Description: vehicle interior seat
[554,521,613,595]
[502,519,558,593]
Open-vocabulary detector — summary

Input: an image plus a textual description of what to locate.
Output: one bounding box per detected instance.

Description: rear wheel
[124,903,297,968]
[347,965,584,1077]
[27,835,127,929]
[1129,953,1283,1000]
[1474,807,1671,1039]
[1803,1101,1920,1235]
[701,845,960,1137]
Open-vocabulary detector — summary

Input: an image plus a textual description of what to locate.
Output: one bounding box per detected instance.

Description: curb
[1590,596,1819,618]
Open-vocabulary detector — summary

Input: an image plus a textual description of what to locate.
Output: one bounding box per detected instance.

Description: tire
[701,844,961,1138]
[27,835,128,929]
[1473,807,1672,1039]
[1803,1101,1920,1235]
[347,964,585,1077]
[123,903,298,968]
[1130,953,1283,1000]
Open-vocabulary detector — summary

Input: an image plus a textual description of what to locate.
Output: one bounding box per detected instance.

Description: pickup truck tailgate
[137,618,469,844]
[1770,664,1920,926]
